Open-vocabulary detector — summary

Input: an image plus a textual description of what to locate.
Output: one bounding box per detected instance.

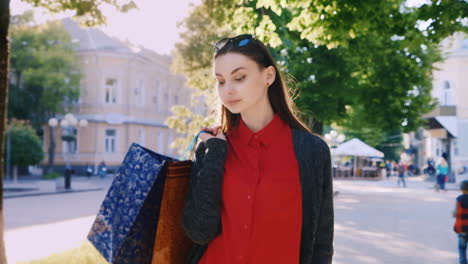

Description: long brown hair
[214,35,311,134]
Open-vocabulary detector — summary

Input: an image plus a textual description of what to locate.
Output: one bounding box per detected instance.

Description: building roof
[61,18,135,53]
[60,18,182,78]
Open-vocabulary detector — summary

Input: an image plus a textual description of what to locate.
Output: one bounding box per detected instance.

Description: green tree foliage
[168,0,467,154]
[5,120,44,166]
[168,1,235,155]
[9,12,82,131]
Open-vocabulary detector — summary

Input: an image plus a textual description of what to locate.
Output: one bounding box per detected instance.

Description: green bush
[5,120,44,167]
[42,172,61,179]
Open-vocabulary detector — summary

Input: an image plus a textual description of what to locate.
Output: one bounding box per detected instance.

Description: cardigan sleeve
[311,143,334,263]
[181,138,228,245]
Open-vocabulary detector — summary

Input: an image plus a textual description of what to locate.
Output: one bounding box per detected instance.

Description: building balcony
[423,105,457,118]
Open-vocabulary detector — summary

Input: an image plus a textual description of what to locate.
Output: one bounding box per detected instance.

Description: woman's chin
[224,105,242,114]
[228,108,241,114]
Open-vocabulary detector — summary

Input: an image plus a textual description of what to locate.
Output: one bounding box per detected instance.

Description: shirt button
[243,224,249,230]
[253,135,258,139]
[247,195,252,200]
[238,255,244,261]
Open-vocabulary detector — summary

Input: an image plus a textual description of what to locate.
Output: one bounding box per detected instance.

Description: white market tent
[333,138,384,157]
[332,138,384,177]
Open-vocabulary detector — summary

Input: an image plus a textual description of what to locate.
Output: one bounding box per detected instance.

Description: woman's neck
[240,100,275,133]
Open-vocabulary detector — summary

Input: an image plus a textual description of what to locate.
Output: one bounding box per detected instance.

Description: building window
[138,128,145,145]
[105,78,118,104]
[164,93,169,113]
[440,80,453,106]
[105,129,116,153]
[174,95,179,104]
[154,79,160,111]
[135,79,145,106]
[443,80,450,89]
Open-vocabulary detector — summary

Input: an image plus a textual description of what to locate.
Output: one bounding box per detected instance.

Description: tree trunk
[5,131,10,181]
[0,211,5,264]
[46,125,56,174]
[13,166,18,184]
[0,0,11,263]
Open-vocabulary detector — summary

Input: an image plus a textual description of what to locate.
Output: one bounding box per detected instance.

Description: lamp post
[325,130,346,178]
[324,130,346,147]
[48,113,88,189]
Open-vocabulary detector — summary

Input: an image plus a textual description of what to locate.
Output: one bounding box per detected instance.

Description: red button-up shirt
[199,113,302,264]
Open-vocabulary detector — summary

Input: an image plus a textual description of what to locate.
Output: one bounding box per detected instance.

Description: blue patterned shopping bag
[87,143,176,264]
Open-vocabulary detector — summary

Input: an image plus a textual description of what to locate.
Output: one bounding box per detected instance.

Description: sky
[10,0,200,55]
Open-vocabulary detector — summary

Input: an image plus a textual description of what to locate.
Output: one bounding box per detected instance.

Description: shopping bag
[87,143,178,264]
[151,160,194,264]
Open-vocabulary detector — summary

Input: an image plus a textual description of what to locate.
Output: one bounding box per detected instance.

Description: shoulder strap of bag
[178,130,212,161]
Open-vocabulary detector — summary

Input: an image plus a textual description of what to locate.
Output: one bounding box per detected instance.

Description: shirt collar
[234,113,286,148]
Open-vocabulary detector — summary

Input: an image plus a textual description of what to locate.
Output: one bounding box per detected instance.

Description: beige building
[42,18,202,173]
[405,32,468,181]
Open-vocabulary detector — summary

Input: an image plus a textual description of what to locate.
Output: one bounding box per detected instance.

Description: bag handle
[178,130,212,161]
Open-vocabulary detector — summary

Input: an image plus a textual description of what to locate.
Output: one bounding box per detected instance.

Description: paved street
[333,177,459,264]
[4,177,112,229]
[5,177,112,263]
[4,176,461,263]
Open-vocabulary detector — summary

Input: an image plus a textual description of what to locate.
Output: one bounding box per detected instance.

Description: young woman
[181,34,334,264]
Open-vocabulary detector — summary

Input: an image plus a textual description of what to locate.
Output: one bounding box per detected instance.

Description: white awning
[435,116,458,137]
[333,138,384,158]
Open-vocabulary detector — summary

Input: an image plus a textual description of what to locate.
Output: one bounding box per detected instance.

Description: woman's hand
[199,126,226,143]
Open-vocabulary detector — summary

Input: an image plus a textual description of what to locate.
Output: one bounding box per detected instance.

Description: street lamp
[325,130,346,147]
[48,113,87,189]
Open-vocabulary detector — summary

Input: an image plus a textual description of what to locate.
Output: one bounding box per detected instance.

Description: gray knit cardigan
[181,127,334,264]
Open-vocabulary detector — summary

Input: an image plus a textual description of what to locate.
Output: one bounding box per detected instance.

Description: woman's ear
[266,66,276,86]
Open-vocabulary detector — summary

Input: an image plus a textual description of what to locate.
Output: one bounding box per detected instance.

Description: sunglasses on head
[213,34,255,53]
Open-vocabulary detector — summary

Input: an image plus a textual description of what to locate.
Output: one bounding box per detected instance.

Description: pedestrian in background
[98,161,107,179]
[385,160,391,178]
[392,161,398,177]
[426,158,436,178]
[397,162,407,188]
[379,161,387,178]
[436,158,449,192]
[453,180,468,264]
[85,163,93,178]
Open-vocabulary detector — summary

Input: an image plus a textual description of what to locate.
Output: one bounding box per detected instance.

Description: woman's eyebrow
[215,67,246,76]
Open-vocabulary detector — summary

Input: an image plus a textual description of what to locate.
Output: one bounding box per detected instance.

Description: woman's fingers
[216,132,226,141]
[200,126,221,135]
[199,126,224,142]
[199,132,215,143]
[199,127,215,143]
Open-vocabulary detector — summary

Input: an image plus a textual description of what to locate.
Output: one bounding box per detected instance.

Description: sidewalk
[334,174,460,191]
[5,215,96,263]
[3,175,115,199]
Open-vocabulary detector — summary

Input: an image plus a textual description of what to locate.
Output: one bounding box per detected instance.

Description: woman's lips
[227,99,241,105]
